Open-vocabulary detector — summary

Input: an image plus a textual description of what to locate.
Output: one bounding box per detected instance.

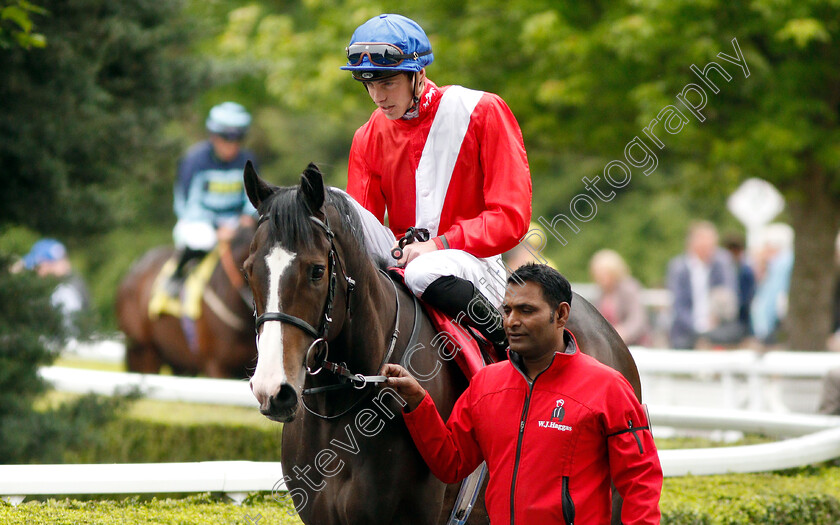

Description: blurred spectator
[722,232,755,338]
[18,239,91,335]
[503,222,557,271]
[828,231,840,351]
[666,221,737,349]
[589,249,650,346]
[697,286,748,348]
[750,223,794,345]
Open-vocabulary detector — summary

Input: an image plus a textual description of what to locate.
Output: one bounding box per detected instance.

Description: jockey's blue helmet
[206,102,251,141]
[341,14,434,81]
[23,239,67,270]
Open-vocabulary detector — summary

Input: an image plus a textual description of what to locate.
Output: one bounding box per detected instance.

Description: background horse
[116,225,256,378]
[244,162,641,524]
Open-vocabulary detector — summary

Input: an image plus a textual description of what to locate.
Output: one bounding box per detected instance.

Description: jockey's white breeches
[173,220,217,251]
[338,190,505,307]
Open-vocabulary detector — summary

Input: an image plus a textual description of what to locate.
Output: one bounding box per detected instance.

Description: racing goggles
[346,42,431,67]
[215,130,246,142]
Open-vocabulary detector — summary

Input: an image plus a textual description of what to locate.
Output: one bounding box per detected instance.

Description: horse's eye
[311,265,326,281]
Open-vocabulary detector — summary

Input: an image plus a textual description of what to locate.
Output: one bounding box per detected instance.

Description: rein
[254,211,417,420]
[303,272,400,393]
[218,241,245,290]
[205,240,254,330]
[302,273,422,421]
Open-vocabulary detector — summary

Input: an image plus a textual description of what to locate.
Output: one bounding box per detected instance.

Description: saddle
[387,268,503,381]
[148,249,220,321]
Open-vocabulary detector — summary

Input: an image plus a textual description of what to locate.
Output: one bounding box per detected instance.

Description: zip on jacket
[509,354,573,524]
[509,377,534,524]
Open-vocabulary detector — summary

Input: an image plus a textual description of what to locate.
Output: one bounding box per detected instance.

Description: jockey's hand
[239,214,257,228]
[381,363,426,411]
[217,225,236,243]
[394,239,437,267]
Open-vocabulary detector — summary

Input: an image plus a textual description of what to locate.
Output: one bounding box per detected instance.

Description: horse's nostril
[270,383,298,412]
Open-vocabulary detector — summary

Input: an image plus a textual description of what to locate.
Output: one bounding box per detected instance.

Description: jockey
[169,102,258,293]
[341,14,532,351]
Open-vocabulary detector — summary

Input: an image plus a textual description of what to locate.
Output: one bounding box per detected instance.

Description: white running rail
[0,461,285,505]
[12,356,840,505]
[2,409,839,502]
[39,366,257,407]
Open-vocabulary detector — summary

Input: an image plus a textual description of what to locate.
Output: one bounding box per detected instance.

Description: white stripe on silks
[414,86,484,236]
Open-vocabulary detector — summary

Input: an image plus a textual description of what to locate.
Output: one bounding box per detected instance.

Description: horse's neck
[326,237,395,372]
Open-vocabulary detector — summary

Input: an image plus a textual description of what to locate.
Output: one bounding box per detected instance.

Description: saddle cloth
[388,268,501,380]
[148,248,220,321]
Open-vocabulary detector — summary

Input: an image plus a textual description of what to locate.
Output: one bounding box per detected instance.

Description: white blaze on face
[251,245,296,401]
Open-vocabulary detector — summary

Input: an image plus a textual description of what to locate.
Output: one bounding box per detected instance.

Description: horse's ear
[300,162,325,213]
[244,160,278,209]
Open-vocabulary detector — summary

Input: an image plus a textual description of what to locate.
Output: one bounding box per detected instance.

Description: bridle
[254,213,352,343]
[253,209,414,420]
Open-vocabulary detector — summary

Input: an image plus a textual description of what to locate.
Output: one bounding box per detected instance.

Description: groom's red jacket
[402,330,662,524]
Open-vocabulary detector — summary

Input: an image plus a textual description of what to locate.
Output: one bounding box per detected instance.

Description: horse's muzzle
[259,382,299,422]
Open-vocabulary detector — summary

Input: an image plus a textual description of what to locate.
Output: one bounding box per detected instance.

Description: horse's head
[243,161,351,422]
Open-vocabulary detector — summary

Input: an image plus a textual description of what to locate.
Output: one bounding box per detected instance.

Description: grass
[42,354,268,429]
[37,391,273,430]
[53,355,126,373]
[126,398,273,429]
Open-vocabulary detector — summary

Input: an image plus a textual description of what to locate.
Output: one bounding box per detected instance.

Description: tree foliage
[0,0,208,238]
[0,0,206,462]
[205,0,839,348]
[0,0,45,49]
[0,256,128,463]
[3,0,837,348]
[200,1,746,283]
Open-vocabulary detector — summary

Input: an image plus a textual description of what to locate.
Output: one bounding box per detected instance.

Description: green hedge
[661,465,840,524]
[61,418,282,464]
[662,494,840,524]
[0,494,303,525]
[3,479,839,525]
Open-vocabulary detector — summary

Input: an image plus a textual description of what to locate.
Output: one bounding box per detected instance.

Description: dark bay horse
[116,225,256,378]
[244,162,642,524]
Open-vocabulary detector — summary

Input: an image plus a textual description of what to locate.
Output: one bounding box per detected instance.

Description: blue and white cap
[341,14,434,75]
[206,102,252,139]
[23,239,67,270]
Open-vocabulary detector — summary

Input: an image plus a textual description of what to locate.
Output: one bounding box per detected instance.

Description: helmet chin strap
[413,72,423,103]
[401,72,423,119]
